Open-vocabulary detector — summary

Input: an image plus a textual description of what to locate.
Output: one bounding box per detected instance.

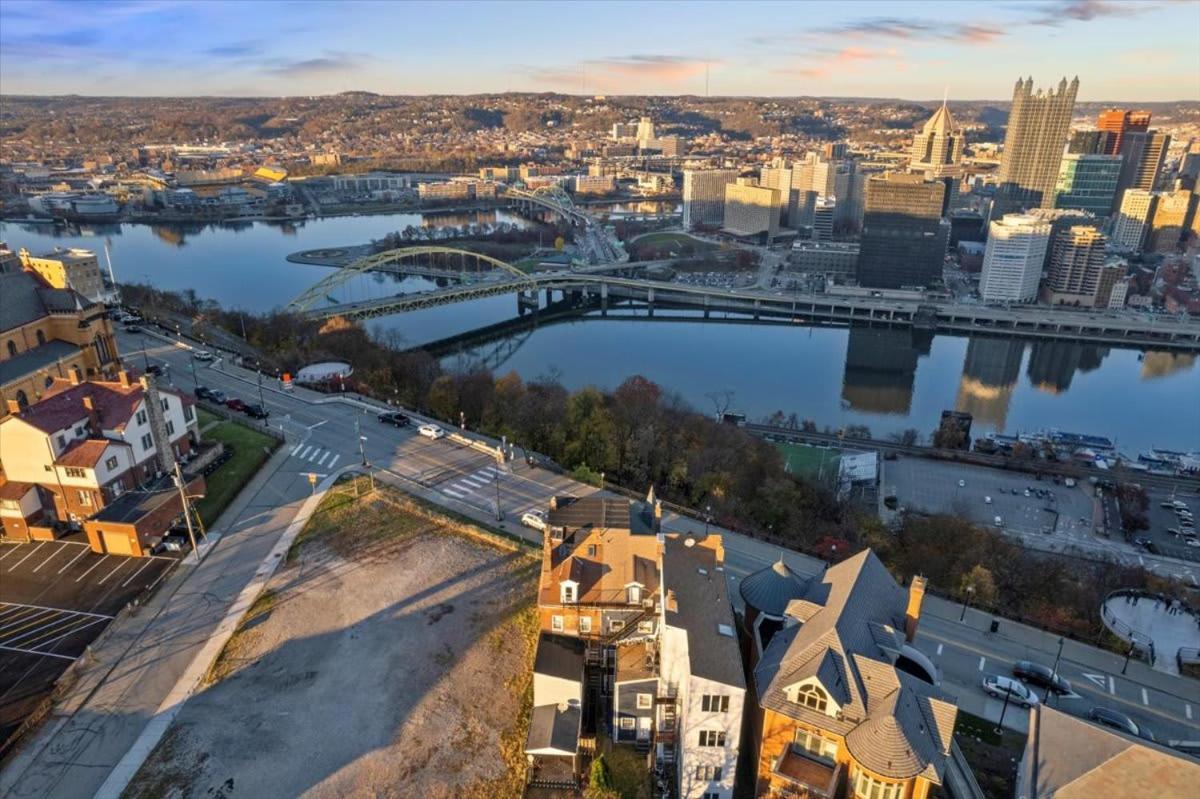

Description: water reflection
[841,326,933,414]
[1026,340,1109,394]
[1141,351,1196,380]
[956,338,1025,428]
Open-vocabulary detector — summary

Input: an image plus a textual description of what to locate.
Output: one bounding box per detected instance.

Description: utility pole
[1046,636,1065,702]
[494,470,502,521]
[140,330,150,371]
[189,352,198,388]
[256,364,265,409]
[994,683,1013,735]
[173,462,200,562]
[356,418,367,466]
[960,585,975,622]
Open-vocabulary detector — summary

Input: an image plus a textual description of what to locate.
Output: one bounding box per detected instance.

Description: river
[2,214,1197,453]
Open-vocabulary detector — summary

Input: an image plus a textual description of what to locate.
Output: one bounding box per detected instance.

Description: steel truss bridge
[292,267,1200,351]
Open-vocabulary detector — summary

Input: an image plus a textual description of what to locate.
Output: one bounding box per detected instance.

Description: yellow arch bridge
[287,246,535,312]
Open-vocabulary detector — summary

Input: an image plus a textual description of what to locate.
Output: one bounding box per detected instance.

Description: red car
[225,397,247,412]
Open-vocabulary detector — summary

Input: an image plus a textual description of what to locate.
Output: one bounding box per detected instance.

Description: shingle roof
[15,377,143,434]
[739,556,809,617]
[754,549,957,783]
[661,535,746,688]
[525,704,581,756]
[0,339,81,387]
[56,438,126,468]
[0,271,91,333]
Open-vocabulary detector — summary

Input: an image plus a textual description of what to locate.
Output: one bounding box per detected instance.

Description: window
[795,729,839,762]
[36,330,46,346]
[561,583,576,604]
[619,717,635,730]
[161,398,169,411]
[695,765,723,782]
[136,410,148,425]
[579,616,592,634]
[637,620,653,634]
[183,405,194,421]
[609,619,625,633]
[701,695,730,713]
[704,793,721,799]
[165,420,175,436]
[5,341,15,357]
[77,490,92,507]
[64,467,86,478]
[853,769,901,799]
[56,434,66,449]
[105,456,118,471]
[795,684,829,713]
[698,730,726,747]
[628,585,641,605]
[15,389,29,410]
[636,693,652,710]
[551,615,564,632]
[587,544,596,556]
[141,433,153,450]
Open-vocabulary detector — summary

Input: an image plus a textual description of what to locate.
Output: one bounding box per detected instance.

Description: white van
[994,516,1004,527]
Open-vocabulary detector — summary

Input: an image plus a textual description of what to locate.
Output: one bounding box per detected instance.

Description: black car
[1087,706,1154,740]
[195,386,213,400]
[378,411,410,427]
[125,324,142,333]
[244,403,270,419]
[145,364,164,377]
[1012,660,1072,696]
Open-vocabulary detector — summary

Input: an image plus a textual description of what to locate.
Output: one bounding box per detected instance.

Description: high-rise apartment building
[1113,130,1171,211]
[1147,188,1199,252]
[759,163,797,228]
[723,179,781,242]
[1043,225,1107,305]
[856,172,947,289]
[18,247,107,304]
[979,214,1051,303]
[1096,109,1150,155]
[1111,189,1158,252]
[1053,153,1122,215]
[681,169,739,229]
[993,77,1079,218]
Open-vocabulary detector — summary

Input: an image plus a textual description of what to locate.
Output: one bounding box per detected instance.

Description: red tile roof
[0,480,37,500]
[15,375,188,435]
[56,438,126,468]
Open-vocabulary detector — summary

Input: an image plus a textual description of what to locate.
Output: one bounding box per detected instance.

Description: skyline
[0,0,1197,100]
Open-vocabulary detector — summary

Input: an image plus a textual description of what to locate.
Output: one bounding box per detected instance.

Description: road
[2,329,1195,798]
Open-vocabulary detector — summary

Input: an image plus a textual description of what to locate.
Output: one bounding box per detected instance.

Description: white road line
[443,488,466,498]
[24,616,108,651]
[290,442,304,456]
[317,451,331,467]
[460,475,488,487]
[8,542,46,571]
[0,609,52,633]
[327,454,340,469]
[0,601,113,620]
[978,656,986,671]
[1187,704,1193,720]
[97,559,128,585]
[297,445,312,460]
[31,546,65,573]
[477,467,498,477]
[1108,676,1115,695]
[1141,688,1149,706]
[57,547,90,574]
[121,559,154,588]
[936,643,944,656]
[0,545,22,562]
[77,556,108,583]
[307,448,321,462]
[4,616,79,647]
[453,482,477,494]
[147,565,172,592]
[0,643,76,661]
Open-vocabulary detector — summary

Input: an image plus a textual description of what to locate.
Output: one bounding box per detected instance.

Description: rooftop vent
[717,623,734,637]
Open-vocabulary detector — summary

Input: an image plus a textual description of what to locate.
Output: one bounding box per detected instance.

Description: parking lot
[0,539,176,746]
[883,456,1099,542]
[1144,492,1199,562]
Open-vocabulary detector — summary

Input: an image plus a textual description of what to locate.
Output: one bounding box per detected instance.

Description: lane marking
[97,559,128,585]
[1108,676,1115,695]
[0,601,114,620]
[290,442,304,456]
[0,609,52,633]
[1082,673,1107,689]
[0,643,76,661]
[76,556,108,582]
[443,488,466,499]
[936,643,943,656]
[57,547,90,574]
[0,545,22,562]
[327,454,340,469]
[307,448,321,462]
[453,483,477,494]
[21,616,108,651]
[317,451,331,467]
[8,542,46,571]
[1187,704,1193,720]
[31,547,65,573]
[308,420,328,430]
[297,445,312,460]
[978,656,986,671]
[121,559,154,588]
[1141,688,1149,706]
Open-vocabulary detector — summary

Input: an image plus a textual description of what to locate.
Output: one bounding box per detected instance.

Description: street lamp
[1046,636,1065,702]
[994,679,1014,735]
[256,362,266,409]
[704,505,712,537]
[960,584,975,622]
[1122,643,1136,675]
[140,330,150,371]
[188,351,199,389]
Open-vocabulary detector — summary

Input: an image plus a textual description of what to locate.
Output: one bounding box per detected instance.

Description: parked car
[982,674,1038,708]
[1012,660,1072,696]
[1087,707,1143,738]
[957,479,966,487]
[378,411,410,427]
[1185,538,1200,548]
[417,423,445,440]
[145,364,164,376]
[192,350,214,362]
[194,386,212,400]
[124,324,142,333]
[207,389,227,404]
[520,510,548,531]
[225,397,247,412]
[1132,536,1152,549]
[243,403,269,419]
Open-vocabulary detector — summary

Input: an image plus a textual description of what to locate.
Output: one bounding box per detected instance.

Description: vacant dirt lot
[126,479,539,799]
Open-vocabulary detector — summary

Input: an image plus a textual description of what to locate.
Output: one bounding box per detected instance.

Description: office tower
[681,169,739,229]
[1068,130,1116,156]
[611,121,638,140]
[760,164,797,227]
[1148,188,1199,252]
[910,101,964,178]
[832,160,857,226]
[1113,130,1171,210]
[722,179,780,242]
[979,214,1051,303]
[1096,109,1150,155]
[1111,189,1158,252]
[823,142,848,159]
[956,338,1025,429]
[993,76,1079,217]
[1025,207,1096,272]
[1043,225,1107,304]
[812,197,835,241]
[636,116,656,144]
[856,173,947,289]
[1053,153,1122,215]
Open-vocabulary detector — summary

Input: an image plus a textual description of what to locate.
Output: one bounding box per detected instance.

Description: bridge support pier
[704,294,710,319]
[600,281,608,313]
[517,290,539,316]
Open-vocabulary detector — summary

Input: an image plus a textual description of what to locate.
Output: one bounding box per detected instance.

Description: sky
[1,0,1197,100]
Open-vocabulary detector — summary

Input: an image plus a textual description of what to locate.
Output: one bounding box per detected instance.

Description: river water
[2,213,1196,453]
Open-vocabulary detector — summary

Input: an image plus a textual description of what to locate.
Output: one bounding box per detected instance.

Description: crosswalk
[441,466,502,499]
[289,441,341,469]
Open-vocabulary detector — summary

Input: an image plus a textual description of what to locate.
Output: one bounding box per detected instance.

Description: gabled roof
[15,377,144,434]
[0,339,81,387]
[754,549,957,783]
[922,102,956,136]
[55,438,127,468]
[540,522,662,607]
[661,535,745,689]
[0,271,93,333]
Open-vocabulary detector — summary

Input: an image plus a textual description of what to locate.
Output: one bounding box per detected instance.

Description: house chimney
[82,395,101,432]
[550,496,559,511]
[905,575,927,643]
[118,369,131,388]
[139,375,176,475]
[654,499,662,522]
[69,369,81,386]
[5,399,21,414]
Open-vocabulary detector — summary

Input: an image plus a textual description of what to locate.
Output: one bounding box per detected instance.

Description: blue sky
[1,0,1196,99]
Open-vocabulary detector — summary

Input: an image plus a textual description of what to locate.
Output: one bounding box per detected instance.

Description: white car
[520,510,547,531]
[192,350,214,362]
[982,674,1039,708]
[417,423,445,440]
[1185,539,1200,548]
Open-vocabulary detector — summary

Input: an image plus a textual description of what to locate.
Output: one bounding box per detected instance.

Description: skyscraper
[1111,189,1158,252]
[1043,225,1107,305]
[760,163,797,228]
[723,179,781,242]
[681,169,739,229]
[856,172,947,289]
[1147,188,1199,252]
[1096,109,1150,155]
[979,214,1051,303]
[1067,130,1116,156]
[910,101,964,178]
[1113,130,1171,209]
[1053,153,1122,215]
[992,77,1079,218]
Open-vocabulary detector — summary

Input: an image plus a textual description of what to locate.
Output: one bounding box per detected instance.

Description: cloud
[520,54,714,91]
[1027,0,1152,26]
[264,52,361,78]
[776,46,906,79]
[205,41,261,58]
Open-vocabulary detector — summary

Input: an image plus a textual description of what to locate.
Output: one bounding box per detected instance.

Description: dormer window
[783,679,838,717]
[560,581,577,604]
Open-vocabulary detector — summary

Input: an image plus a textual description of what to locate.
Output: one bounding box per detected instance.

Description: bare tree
[705,390,735,420]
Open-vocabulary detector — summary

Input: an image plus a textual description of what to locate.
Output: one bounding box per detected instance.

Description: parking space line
[121,559,154,588]
[1142,688,1149,706]
[31,544,67,573]
[8,541,46,571]
[57,546,90,574]
[1108,676,1115,695]
[0,544,23,562]
[0,601,114,620]
[0,643,76,661]
[147,564,172,593]
[18,616,107,650]
[76,556,109,583]
[0,608,53,633]
[978,656,986,671]
[97,559,128,585]
[4,615,80,647]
